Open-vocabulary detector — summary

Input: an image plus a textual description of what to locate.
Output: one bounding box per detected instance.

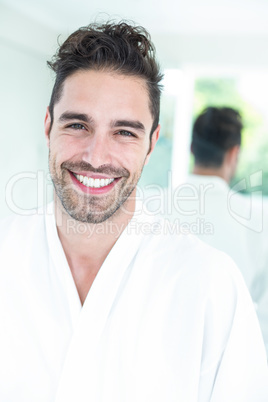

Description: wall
[0,4,58,218]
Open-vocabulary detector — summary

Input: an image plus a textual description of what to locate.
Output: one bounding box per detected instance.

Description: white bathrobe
[145,174,268,355]
[0,203,267,402]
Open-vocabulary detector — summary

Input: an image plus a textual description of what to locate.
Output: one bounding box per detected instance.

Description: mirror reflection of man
[191,107,241,184]
[0,25,267,402]
[171,107,268,355]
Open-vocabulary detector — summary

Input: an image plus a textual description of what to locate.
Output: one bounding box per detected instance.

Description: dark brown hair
[191,107,243,167]
[47,21,163,136]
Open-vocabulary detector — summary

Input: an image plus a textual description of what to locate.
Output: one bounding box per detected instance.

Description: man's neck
[54,196,136,304]
[192,165,230,184]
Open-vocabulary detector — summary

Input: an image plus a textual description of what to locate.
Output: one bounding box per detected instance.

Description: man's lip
[69,170,119,180]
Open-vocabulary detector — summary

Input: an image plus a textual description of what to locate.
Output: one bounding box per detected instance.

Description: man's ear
[190,142,193,154]
[145,124,160,165]
[226,145,240,165]
[44,107,52,147]
[224,145,240,181]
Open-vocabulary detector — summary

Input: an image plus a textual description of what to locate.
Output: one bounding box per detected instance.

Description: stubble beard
[49,156,143,224]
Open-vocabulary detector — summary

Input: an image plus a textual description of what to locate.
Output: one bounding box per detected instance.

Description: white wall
[0,4,58,218]
[154,34,268,69]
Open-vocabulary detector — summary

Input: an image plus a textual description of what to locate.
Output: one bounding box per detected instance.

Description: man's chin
[52,173,139,224]
[59,198,123,224]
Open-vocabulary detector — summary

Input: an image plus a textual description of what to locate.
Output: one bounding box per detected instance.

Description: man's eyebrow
[58,112,92,123]
[112,120,145,133]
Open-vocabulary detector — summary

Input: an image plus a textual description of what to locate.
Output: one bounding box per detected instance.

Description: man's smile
[68,170,121,195]
[73,173,115,188]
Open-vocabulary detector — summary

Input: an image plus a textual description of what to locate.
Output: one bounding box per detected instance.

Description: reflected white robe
[0,203,267,401]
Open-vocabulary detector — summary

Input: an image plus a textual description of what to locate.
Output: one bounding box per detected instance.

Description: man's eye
[69,123,85,130]
[117,130,135,137]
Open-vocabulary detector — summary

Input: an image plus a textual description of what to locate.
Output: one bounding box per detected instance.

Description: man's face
[45,70,159,223]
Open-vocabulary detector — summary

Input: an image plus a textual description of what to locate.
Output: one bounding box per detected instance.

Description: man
[0,23,267,402]
[192,107,242,184]
[166,106,268,354]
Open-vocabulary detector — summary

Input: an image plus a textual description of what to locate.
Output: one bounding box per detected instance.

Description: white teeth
[74,174,114,188]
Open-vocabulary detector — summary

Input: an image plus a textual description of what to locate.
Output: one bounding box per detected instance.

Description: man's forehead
[62,69,148,94]
[54,70,153,123]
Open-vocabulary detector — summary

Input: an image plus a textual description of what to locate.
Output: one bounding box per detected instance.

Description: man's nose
[82,134,113,169]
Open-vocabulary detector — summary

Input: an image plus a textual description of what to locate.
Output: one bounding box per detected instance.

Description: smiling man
[44,29,160,305]
[0,21,268,402]
[46,69,157,226]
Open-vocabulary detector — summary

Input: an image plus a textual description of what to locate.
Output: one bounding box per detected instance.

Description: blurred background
[1,0,268,217]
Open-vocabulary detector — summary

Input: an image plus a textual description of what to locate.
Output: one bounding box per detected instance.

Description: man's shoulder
[132,216,251,318]
[136,214,241,282]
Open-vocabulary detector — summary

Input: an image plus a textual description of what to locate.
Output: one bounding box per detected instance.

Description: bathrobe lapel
[55,212,147,401]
